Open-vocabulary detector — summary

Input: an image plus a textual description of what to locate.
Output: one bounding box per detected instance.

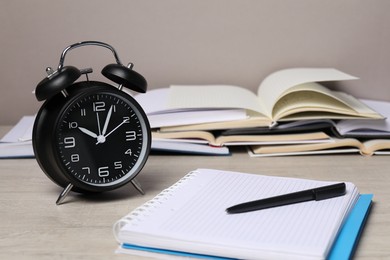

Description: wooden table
[1,126,389,259]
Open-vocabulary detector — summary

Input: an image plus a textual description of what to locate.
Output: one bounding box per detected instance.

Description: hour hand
[78,127,98,139]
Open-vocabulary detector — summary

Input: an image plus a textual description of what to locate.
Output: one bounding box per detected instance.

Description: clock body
[32,81,151,193]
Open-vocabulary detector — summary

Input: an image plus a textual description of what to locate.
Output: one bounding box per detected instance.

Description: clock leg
[56,183,74,205]
[130,178,145,195]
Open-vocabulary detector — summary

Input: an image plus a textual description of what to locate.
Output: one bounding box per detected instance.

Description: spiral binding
[113,170,199,240]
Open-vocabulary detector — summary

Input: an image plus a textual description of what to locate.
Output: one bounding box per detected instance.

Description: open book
[135,68,383,131]
[250,138,390,157]
[113,168,372,260]
[151,140,230,155]
[152,130,331,147]
[134,88,248,129]
[256,99,390,139]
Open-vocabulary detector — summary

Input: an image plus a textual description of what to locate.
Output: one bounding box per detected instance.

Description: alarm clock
[32,41,151,205]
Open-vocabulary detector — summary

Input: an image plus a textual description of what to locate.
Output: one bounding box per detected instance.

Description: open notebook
[113,169,372,260]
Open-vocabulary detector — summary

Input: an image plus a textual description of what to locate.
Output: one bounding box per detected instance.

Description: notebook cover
[328,194,373,260]
[119,194,373,260]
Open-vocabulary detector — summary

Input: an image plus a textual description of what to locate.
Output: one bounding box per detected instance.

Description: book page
[159,114,273,132]
[257,68,358,116]
[152,130,217,144]
[215,132,330,146]
[115,169,359,259]
[147,109,247,128]
[271,83,381,121]
[169,85,269,117]
[362,139,390,155]
[134,88,248,128]
[0,116,35,159]
[133,88,171,114]
[251,138,364,155]
[151,140,230,155]
[153,130,330,146]
[336,99,390,136]
[1,116,35,142]
[0,142,34,158]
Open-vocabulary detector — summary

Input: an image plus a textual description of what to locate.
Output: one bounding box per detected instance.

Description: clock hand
[78,127,98,139]
[96,112,102,136]
[96,118,127,144]
[102,105,113,136]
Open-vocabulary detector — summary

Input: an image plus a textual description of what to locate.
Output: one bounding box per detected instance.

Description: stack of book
[134,68,390,156]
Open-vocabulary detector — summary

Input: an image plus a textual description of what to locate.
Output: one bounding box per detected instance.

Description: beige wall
[1,0,390,125]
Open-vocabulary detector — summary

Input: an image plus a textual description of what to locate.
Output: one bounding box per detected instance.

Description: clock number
[68,122,78,129]
[123,116,130,123]
[98,166,110,177]
[64,137,75,148]
[125,149,132,156]
[114,161,122,169]
[126,131,136,141]
[93,101,106,112]
[80,108,86,116]
[71,154,79,162]
[82,167,91,174]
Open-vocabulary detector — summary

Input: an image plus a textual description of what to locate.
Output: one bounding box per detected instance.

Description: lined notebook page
[114,169,359,260]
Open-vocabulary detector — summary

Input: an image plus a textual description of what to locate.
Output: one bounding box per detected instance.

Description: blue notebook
[328,194,373,260]
[114,169,372,260]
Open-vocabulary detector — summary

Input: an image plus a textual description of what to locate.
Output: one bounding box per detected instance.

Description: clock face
[54,89,150,189]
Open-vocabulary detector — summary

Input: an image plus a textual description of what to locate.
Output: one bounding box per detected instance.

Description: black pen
[226,182,346,214]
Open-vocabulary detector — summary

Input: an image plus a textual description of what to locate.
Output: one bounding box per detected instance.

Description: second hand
[96,119,128,145]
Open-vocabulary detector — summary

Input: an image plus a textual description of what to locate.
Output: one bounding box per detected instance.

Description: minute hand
[102,105,113,136]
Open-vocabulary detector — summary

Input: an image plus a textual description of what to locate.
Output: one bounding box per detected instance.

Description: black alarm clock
[32,41,151,205]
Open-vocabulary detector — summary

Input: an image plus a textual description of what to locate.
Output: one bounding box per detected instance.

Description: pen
[226,182,346,214]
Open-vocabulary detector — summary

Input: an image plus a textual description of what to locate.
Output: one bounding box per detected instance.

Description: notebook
[113,169,372,260]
